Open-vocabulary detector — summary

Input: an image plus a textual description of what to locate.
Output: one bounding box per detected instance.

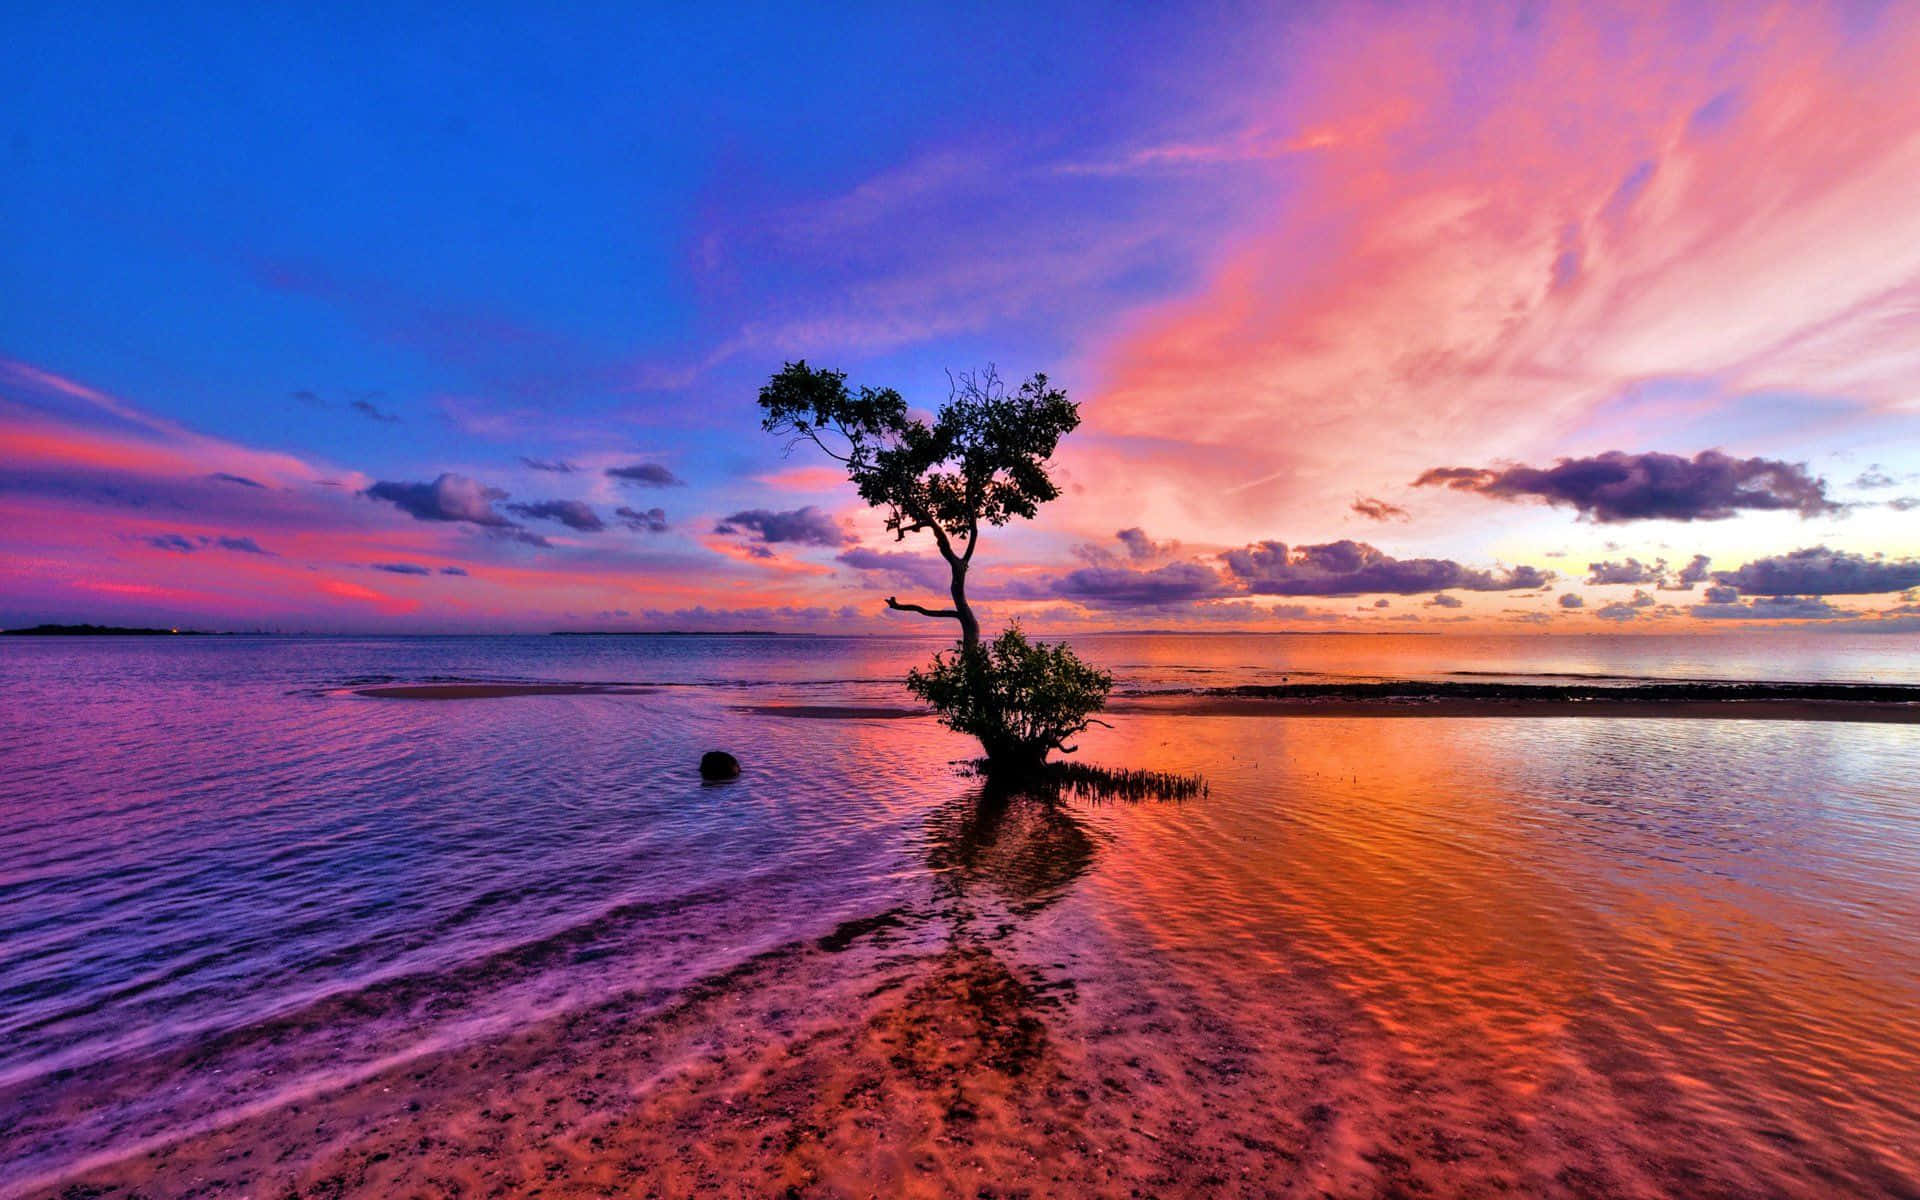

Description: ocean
[1,632,1916,1196]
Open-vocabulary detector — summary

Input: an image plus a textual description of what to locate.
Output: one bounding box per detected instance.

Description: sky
[3,1,1918,634]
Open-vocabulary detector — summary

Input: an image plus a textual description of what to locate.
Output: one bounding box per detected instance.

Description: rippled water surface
[1,632,1917,1196]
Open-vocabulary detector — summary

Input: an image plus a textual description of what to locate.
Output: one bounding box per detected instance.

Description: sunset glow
[4,4,1918,632]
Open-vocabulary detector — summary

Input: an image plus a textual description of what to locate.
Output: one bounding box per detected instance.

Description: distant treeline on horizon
[1,624,203,636]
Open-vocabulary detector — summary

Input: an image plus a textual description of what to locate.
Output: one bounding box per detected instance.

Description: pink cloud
[753,466,850,492]
[1084,4,1920,535]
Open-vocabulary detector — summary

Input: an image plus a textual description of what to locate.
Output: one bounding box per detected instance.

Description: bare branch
[885,596,960,621]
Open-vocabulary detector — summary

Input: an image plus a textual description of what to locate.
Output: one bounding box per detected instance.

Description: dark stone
[699,750,741,780]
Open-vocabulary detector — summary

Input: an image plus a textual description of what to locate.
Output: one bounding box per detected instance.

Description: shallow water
[1,633,1917,1195]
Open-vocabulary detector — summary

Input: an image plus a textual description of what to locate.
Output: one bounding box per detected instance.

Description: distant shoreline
[733,679,1920,724]
[0,624,204,637]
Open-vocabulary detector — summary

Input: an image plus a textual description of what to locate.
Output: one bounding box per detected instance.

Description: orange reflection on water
[1051,712,1920,1195]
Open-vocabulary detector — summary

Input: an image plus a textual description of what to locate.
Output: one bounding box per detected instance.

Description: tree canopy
[758,361,1079,590]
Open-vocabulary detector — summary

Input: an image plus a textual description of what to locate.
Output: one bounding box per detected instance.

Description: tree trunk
[950,560,979,651]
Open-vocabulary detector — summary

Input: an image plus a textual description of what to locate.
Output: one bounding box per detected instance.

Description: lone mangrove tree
[757,362,1111,776]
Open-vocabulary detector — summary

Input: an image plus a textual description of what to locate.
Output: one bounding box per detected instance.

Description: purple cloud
[364,473,516,527]
[1051,561,1235,610]
[615,506,670,533]
[715,506,847,546]
[837,547,949,591]
[1414,450,1837,522]
[506,499,605,532]
[1692,595,1852,620]
[1351,496,1409,521]
[1221,540,1551,596]
[1712,547,1920,595]
[607,463,684,487]
[1586,558,1665,585]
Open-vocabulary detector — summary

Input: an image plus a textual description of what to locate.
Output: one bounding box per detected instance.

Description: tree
[758,362,1078,651]
[757,362,1110,775]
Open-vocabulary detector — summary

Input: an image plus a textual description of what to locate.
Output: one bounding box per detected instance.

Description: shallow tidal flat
[2,635,1917,1197]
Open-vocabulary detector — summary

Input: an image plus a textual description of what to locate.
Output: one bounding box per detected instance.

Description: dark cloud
[837,547,949,591]
[1853,468,1896,489]
[299,388,399,423]
[1051,561,1235,610]
[607,463,684,487]
[439,565,469,576]
[714,506,847,546]
[371,562,432,575]
[208,472,265,489]
[1586,558,1664,585]
[364,473,516,527]
[1559,592,1585,608]
[1351,496,1410,522]
[1413,450,1837,522]
[1692,595,1852,621]
[1595,602,1640,622]
[1372,598,1390,608]
[1712,547,1920,595]
[520,457,579,473]
[1703,584,1739,604]
[350,397,400,423]
[615,505,670,533]
[1890,497,1919,512]
[506,499,605,532]
[1115,527,1177,561]
[1426,592,1464,608]
[142,532,271,555]
[1628,588,1655,607]
[1073,528,1176,567]
[1221,540,1551,596]
[1675,554,1711,587]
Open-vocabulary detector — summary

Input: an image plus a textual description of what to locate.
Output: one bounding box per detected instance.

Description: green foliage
[907,626,1113,776]
[758,362,1079,552]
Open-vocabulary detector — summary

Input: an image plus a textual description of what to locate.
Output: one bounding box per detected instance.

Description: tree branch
[885,596,960,620]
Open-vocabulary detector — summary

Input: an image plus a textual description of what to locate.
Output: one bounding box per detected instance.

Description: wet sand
[1112,695,1920,722]
[737,696,1920,724]
[366,678,1920,723]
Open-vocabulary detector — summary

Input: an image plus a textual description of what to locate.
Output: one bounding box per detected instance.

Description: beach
[3,633,1918,1197]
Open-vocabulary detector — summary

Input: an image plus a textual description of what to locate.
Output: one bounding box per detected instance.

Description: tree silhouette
[758,362,1079,650]
[758,362,1109,774]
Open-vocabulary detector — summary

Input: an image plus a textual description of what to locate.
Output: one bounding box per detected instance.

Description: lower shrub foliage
[906,626,1113,778]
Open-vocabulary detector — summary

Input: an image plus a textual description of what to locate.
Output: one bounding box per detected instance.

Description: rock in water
[699,751,741,780]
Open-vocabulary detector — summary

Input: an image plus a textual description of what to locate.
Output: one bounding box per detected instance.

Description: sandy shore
[15,787,1915,1199]
[736,695,1920,724]
[10,795,1253,1198]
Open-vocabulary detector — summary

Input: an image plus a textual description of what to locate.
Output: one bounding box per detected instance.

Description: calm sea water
[1,632,1917,1195]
